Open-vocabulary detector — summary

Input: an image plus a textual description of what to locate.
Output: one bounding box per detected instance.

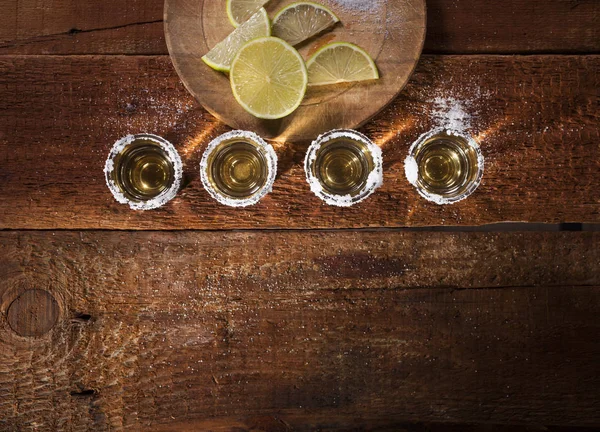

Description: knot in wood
[7,289,59,337]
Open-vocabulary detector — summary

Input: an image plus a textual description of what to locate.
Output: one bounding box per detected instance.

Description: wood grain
[0,0,165,55]
[0,55,598,229]
[165,0,426,140]
[152,420,600,432]
[0,0,598,55]
[6,289,59,337]
[0,231,598,430]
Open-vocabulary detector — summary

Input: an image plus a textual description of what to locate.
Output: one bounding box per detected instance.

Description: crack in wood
[70,313,92,324]
[69,389,97,397]
[0,20,163,49]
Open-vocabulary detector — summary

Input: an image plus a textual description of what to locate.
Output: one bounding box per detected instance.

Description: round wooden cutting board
[165,0,426,142]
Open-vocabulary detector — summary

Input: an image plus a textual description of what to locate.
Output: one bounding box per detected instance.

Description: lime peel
[202,8,270,73]
[226,0,270,27]
[272,2,340,46]
[306,41,379,86]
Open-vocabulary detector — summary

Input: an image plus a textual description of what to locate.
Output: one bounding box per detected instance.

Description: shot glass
[200,130,278,207]
[404,128,484,205]
[305,129,383,207]
[105,134,183,210]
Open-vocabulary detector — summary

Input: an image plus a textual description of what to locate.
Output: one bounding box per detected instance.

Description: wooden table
[0,1,598,430]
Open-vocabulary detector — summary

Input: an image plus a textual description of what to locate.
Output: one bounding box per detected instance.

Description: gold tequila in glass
[405,128,484,204]
[305,129,383,207]
[105,134,182,210]
[200,131,277,207]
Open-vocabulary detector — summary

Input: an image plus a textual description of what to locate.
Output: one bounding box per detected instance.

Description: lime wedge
[306,42,379,85]
[202,8,270,73]
[272,2,339,46]
[226,0,270,27]
[230,37,308,119]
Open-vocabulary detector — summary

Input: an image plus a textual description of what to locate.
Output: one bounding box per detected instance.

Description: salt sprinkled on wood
[431,96,473,133]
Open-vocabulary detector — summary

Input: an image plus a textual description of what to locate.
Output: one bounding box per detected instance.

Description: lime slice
[306,42,379,86]
[272,2,339,46]
[202,8,270,73]
[226,0,270,27]
[230,37,308,119]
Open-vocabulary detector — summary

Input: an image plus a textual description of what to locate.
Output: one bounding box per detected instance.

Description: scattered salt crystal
[104,134,183,211]
[431,96,472,133]
[330,0,385,27]
[331,0,384,13]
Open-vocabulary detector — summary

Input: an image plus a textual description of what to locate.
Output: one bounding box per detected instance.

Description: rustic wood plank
[0,55,598,229]
[425,0,600,54]
[0,0,165,55]
[0,0,598,55]
[153,420,600,432]
[0,231,598,430]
